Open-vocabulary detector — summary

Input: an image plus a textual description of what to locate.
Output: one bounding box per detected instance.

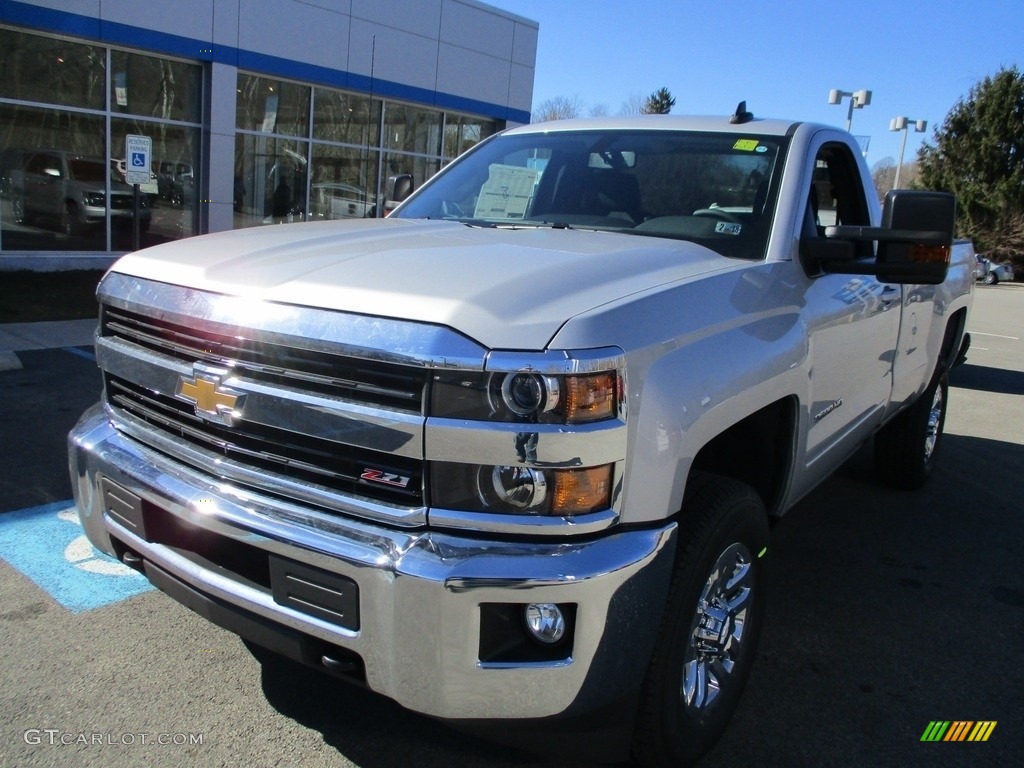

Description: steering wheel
[692,208,743,223]
[441,200,465,218]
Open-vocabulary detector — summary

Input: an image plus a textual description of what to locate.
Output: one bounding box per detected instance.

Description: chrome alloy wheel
[924,384,944,462]
[681,542,754,715]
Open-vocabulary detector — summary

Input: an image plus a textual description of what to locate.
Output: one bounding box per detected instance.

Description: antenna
[730,101,754,124]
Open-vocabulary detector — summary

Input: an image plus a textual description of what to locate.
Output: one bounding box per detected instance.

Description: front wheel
[874,372,948,490]
[982,272,998,285]
[632,475,769,767]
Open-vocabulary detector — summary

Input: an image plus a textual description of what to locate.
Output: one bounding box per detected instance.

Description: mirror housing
[808,190,956,285]
[382,174,415,216]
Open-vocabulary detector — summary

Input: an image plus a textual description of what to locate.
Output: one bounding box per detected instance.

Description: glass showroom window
[381,102,442,195]
[0,27,202,254]
[233,74,502,227]
[235,75,312,227]
[310,143,380,221]
[0,27,105,109]
[443,114,498,161]
[234,133,311,226]
[308,88,382,221]
[110,51,202,250]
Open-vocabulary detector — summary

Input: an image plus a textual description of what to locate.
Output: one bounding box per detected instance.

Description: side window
[804,143,872,256]
[27,153,55,176]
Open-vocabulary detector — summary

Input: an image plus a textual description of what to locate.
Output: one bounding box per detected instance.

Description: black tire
[632,475,769,767]
[874,372,948,490]
[982,272,997,285]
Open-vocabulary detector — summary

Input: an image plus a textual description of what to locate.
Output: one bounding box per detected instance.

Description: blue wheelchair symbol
[131,151,146,168]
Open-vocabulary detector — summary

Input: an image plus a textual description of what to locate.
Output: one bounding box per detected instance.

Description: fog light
[524,603,566,644]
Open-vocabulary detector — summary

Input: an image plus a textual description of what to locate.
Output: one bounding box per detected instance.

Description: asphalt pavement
[0,285,1020,767]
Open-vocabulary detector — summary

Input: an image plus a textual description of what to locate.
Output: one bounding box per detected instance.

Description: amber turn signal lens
[550,464,613,515]
[564,373,617,423]
[910,244,950,264]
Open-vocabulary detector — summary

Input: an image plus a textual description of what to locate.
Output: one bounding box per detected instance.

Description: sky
[488,0,1024,169]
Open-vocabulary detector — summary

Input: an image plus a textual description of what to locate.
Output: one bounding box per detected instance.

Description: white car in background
[976,255,1015,284]
[312,182,372,219]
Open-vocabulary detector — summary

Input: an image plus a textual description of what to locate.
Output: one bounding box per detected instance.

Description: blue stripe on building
[0,0,533,124]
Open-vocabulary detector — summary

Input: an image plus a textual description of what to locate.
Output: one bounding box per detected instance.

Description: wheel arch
[937,306,970,376]
[686,396,798,520]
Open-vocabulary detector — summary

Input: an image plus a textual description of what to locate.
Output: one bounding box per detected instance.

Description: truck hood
[112,218,735,350]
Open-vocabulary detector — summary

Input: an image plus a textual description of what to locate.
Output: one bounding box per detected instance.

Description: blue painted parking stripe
[0,500,153,612]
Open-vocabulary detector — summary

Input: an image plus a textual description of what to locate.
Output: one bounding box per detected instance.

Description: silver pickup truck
[69,107,973,765]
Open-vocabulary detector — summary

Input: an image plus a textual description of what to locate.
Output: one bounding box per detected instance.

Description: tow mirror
[876,190,955,284]
[383,173,415,216]
[386,174,414,203]
[813,190,955,285]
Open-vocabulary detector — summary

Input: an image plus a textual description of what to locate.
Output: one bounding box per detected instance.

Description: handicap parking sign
[125,134,151,184]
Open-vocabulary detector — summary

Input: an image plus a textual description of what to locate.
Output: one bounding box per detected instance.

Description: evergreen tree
[642,87,676,115]
[917,66,1024,264]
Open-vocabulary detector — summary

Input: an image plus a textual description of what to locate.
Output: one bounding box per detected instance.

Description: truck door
[799,140,901,473]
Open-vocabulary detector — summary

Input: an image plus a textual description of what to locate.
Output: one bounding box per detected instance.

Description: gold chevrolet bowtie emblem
[176,366,244,425]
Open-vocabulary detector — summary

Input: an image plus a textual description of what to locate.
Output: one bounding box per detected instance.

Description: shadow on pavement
[949,363,1024,396]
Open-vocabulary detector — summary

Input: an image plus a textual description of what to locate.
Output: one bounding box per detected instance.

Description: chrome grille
[102,306,427,412]
[99,304,428,511]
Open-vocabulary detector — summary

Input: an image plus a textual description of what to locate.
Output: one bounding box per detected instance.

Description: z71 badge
[360,468,411,489]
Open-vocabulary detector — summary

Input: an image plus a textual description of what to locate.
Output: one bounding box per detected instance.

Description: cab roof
[507,114,812,138]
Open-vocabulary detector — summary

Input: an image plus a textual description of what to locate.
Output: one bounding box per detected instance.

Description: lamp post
[828,88,872,132]
[889,116,928,189]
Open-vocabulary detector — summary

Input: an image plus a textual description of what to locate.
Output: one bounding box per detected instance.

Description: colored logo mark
[921,720,997,742]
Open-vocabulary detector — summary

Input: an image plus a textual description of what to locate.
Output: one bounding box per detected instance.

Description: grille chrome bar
[103,307,428,412]
[92,274,470,521]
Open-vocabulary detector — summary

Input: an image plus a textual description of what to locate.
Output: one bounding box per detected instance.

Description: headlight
[433,370,619,424]
[432,462,612,516]
[479,465,548,510]
[498,373,560,416]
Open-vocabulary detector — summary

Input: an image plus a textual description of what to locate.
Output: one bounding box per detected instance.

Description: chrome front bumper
[69,403,676,720]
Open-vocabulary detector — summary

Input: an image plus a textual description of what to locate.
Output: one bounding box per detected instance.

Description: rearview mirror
[813,190,955,285]
[876,190,955,284]
[386,174,414,204]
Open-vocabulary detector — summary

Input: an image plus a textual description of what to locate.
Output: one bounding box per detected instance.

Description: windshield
[68,159,106,182]
[394,129,786,259]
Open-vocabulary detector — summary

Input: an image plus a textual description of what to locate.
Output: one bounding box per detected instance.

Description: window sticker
[715,222,743,236]
[733,139,760,151]
[473,164,541,219]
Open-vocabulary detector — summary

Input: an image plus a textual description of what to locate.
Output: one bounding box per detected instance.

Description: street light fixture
[828,88,872,132]
[889,116,928,189]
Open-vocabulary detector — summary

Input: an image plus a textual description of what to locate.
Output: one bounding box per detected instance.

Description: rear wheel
[875,372,948,490]
[632,475,769,767]
[982,272,998,285]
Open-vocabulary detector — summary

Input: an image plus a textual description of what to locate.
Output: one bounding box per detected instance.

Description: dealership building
[0,0,537,268]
